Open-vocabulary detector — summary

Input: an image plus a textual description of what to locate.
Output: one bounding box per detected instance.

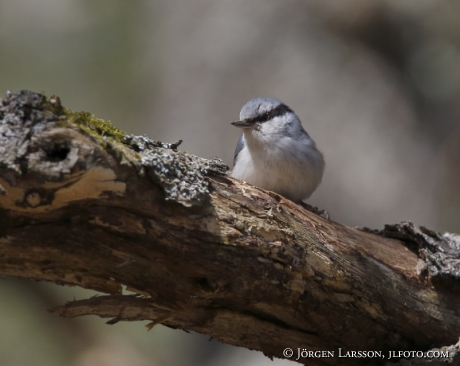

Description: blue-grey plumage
[231,97,324,202]
[233,134,245,166]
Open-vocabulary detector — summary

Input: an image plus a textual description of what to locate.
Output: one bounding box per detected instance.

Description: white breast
[231,135,324,202]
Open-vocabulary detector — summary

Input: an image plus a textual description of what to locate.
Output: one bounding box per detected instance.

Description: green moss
[36,93,126,144]
[61,108,127,144]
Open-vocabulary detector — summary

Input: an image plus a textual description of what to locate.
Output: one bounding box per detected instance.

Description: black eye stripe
[246,104,293,124]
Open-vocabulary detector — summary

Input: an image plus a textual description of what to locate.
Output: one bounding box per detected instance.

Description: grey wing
[233,133,245,166]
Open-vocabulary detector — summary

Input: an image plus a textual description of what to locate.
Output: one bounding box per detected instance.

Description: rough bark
[0,90,459,366]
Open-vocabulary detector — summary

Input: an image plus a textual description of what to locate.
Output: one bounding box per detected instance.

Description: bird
[230,97,324,203]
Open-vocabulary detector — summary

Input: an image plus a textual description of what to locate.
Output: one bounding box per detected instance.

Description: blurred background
[1,0,460,365]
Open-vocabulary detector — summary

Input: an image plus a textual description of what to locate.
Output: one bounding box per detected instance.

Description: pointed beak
[231,120,253,128]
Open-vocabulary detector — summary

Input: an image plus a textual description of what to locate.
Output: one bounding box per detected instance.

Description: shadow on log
[0,90,459,366]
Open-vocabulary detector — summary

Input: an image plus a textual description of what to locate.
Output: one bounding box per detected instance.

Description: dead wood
[1,90,459,366]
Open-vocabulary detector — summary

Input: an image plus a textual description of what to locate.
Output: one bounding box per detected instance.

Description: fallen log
[1,90,459,365]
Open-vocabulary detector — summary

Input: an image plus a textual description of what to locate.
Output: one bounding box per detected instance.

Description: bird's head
[231,97,302,140]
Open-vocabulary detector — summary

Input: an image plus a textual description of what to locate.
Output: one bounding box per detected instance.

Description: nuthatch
[231,97,324,203]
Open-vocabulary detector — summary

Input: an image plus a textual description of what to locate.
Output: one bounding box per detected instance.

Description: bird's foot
[299,202,330,220]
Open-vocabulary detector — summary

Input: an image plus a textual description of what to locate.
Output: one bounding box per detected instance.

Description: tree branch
[1,90,459,366]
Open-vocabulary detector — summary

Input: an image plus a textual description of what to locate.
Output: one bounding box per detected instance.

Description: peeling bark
[1,90,460,366]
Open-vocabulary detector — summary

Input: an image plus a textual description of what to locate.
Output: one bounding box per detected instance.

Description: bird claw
[299,202,330,220]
